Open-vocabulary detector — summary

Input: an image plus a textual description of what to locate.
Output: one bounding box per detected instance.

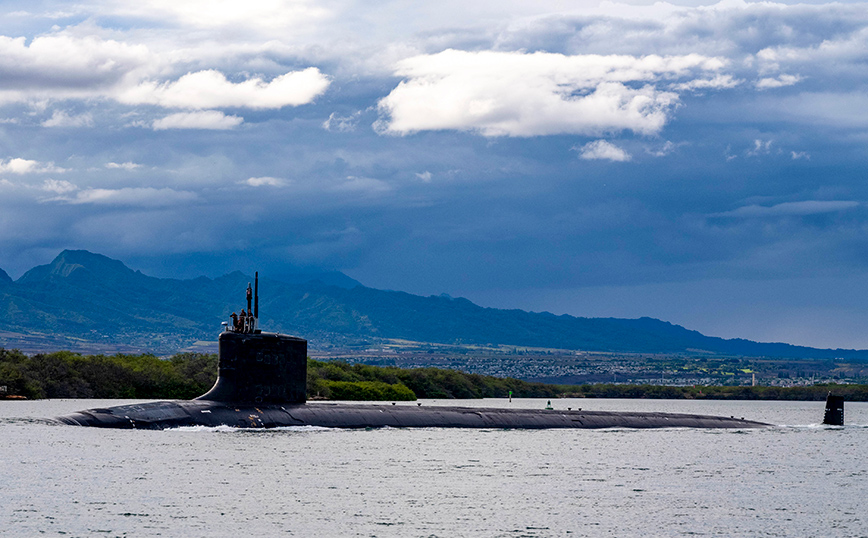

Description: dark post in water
[822,393,844,426]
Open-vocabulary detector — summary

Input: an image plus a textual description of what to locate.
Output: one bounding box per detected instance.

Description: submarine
[58,275,840,430]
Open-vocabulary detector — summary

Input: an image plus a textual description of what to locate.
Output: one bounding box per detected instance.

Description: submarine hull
[57,400,769,430]
[56,283,770,431]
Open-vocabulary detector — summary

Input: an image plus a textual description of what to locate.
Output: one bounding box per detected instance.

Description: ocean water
[2,398,867,537]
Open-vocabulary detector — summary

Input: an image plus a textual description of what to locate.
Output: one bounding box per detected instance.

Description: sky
[1,0,868,349]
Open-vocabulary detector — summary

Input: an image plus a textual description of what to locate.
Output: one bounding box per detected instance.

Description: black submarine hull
[57,399,769,430]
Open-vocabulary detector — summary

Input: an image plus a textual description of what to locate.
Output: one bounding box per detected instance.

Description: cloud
[671,74,741,92]
[323,111,362,132]
[756,74,801,90]
[65,187,197,206]
[243,176,285,187]
[759,92,868,128]
[0,158,66,174]
[40,179,77,194]
[37,185,77,202]
[791,151,810,160]
[746,139,773,156]
[0,34,151,99]
[0,32,330,121]
[105,0,332,32]
[152,110,243,130]
[377,50,729,137]
[576,140,632,162]
[715,200,860,218]
[334,176,391,193]
[119,68,330,110]
[748,13,868,79]
[415,171,433,182]
[646,140,681,157]
[41,110,94,127]
[105,161,143,170]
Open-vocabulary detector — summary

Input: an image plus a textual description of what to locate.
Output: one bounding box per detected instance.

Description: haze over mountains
[0,250,865,359]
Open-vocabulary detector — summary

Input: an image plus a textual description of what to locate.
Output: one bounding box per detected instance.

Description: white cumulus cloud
[576,140,632,162]
[105,161,143,170]
[243,176,285,187]
[0,158,66,174]
[152,110,243,130]
[756,74,801,90]
[377,50,727,137]
[0,31,331,122]
[120,68,330,110]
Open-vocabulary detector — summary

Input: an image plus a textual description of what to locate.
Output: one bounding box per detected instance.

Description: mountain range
[1,249,866,359]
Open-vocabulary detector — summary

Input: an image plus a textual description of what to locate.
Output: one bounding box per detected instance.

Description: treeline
[3,348,868,401]
[0,349,215,400]
[307,359,559,400]
[0,350,557,401]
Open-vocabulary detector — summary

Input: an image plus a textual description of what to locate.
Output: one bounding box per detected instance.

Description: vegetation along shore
[1,348,866,402]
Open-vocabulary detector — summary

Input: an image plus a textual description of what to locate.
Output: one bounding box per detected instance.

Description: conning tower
[197,272,308,404]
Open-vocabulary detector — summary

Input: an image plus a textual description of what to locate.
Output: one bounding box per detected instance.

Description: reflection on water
[2,399,867,537]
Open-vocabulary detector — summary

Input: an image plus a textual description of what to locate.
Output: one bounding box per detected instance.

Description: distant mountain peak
[55,249,131,269]
[18,249,137,284]
[0,267,12,285]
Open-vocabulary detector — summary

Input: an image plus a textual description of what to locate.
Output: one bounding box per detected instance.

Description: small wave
[772,423,868,430]
[169,424,336,433]
[170,424,242,433]
[271,425,336,432]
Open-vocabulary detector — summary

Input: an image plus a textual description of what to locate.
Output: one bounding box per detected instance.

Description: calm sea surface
[2,398,866,537]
